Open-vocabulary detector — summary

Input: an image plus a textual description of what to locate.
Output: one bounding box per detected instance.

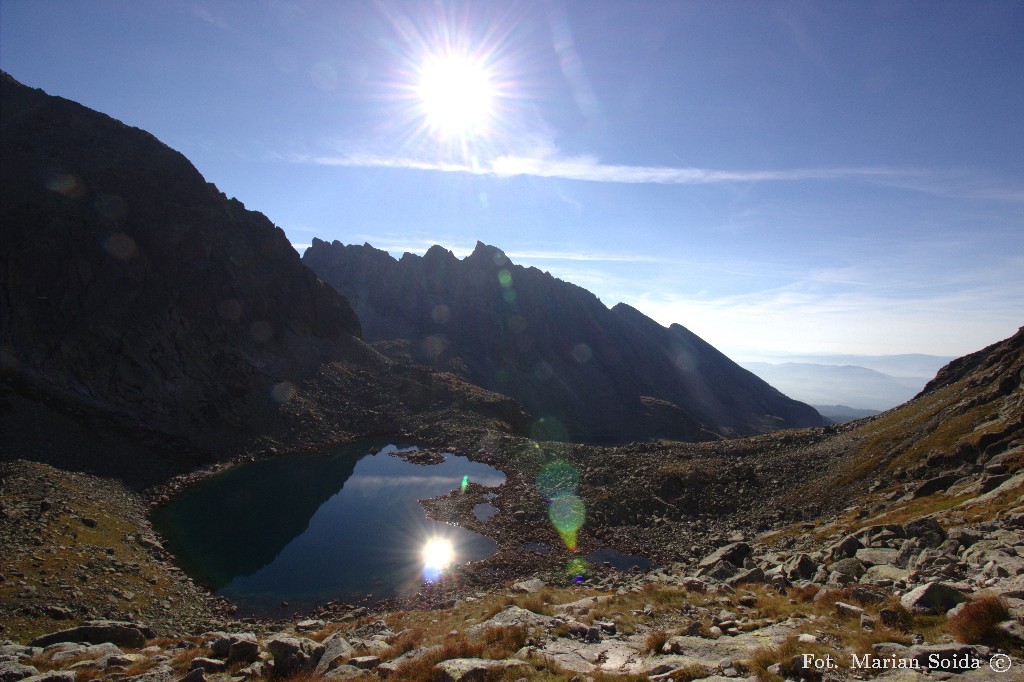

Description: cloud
[304,152,908,185]
[297,151,1024,202]
[191,4,229,29]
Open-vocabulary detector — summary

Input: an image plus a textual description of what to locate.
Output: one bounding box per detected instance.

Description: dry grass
[643,629,669,654]
[948,595,1010,644]
[169,646,213,675]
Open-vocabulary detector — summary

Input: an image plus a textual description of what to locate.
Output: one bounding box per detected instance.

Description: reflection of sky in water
[202,444,503,614]
[473,503,498,521]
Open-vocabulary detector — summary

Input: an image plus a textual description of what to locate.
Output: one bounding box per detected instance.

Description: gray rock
[209,633,256,660]
[28,622,147,649]
[0,661,39,682]
[322,665,367,680]
[997,620,1024,645]
[828,534,863,560]
[701,560,739,581]
[174,669,204,682]
[20,674,75,682]
[782,554,817,581]
[510,578,546,593]
[51,642,123,663]
[434,658,527,682]
[903,517,946,548]
[830,558,867,579]
[466,606,554,637]
[698,542,751,570]
[835,602,865,618]
[314,633,355,675]
[856,548,900,566]
[266,636,324,678]
[908,644,981,671]
[188,658,226,673]
[122,663,174,682]
[900,582,967,614]
[347,656,380,670]
[726,566,764,587]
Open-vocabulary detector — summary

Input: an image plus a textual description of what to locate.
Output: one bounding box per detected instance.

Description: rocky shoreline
[3,502,1023,681]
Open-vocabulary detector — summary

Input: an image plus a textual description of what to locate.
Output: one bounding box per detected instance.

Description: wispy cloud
[191,4,229,30]
[303,152,910,186]
[296,151,1024,203]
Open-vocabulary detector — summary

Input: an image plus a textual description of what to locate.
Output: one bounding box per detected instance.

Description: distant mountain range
[303,239,824,442]
[740,353,954,412]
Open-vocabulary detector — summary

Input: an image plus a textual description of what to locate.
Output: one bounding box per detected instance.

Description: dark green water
[152,442,504,614]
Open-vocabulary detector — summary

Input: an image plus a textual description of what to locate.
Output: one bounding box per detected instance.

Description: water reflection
[153,442,504,614]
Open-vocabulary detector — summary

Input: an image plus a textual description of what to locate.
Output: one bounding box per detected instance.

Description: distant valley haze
[1,1,1021,364]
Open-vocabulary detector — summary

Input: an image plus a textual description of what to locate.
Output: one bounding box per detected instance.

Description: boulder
[902,517,946,548]
[899,582,967,614]
[908,644,982,671]
[510,578,546,593]
[20,674,75,682]
[830,558,866,580]
[0,662,39,682]
[854,548,899,567]
[467,606,554,637]
[314,633,356,675]
[827,534,863,561]
[210,633,257,663]
[726,566,764,587]
[698,542,751,570]
[266,637,324,678]
[28,622,148,649]
[188,659,226,674]
[434,658,527,682]
[782,554,817,581]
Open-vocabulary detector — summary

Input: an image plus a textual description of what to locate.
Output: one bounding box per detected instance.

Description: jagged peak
[467,241,509,266]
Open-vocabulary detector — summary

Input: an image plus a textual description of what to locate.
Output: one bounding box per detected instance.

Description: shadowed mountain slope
[0,73,526,483]
[303,239,824,443]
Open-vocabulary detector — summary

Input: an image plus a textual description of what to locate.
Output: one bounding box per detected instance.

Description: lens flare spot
[566,556,589,583]
[422,537,455,582]
[549,495,585,537]
[461,475,469,493]
[103,232,137,261]
[537,460,580,500]
[571,343,593,364]
[218,298,243,321]
[497,270,513,288]
[422,334,448,358]
[46,173,85,197]
[250,320,274,343]
[431,304,451,324]
[271,381,296,403]
[95,194,127,221]
[503,289,517,304]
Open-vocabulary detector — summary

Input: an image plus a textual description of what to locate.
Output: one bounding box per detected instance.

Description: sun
[416,54,495,138]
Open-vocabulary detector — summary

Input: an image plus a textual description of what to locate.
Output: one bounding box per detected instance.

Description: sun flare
[422,536,455,570]
[416,54,495,138]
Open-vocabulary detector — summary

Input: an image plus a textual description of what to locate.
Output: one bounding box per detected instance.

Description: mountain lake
[152,441,505,615]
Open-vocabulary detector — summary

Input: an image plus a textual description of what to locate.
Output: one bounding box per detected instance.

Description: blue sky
[2,0,1022,359]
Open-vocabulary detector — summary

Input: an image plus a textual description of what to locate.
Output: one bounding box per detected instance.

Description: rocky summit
[303,239,824,443]
[1,72,1023,681]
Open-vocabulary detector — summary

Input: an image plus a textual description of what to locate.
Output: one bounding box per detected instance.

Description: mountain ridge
[303,238,824,443]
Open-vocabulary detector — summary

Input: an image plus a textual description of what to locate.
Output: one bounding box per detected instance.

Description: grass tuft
[948,595,1010,644]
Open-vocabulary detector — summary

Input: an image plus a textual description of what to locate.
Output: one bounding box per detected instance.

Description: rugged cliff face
[0,73,526,481]
[303,239,824,443]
